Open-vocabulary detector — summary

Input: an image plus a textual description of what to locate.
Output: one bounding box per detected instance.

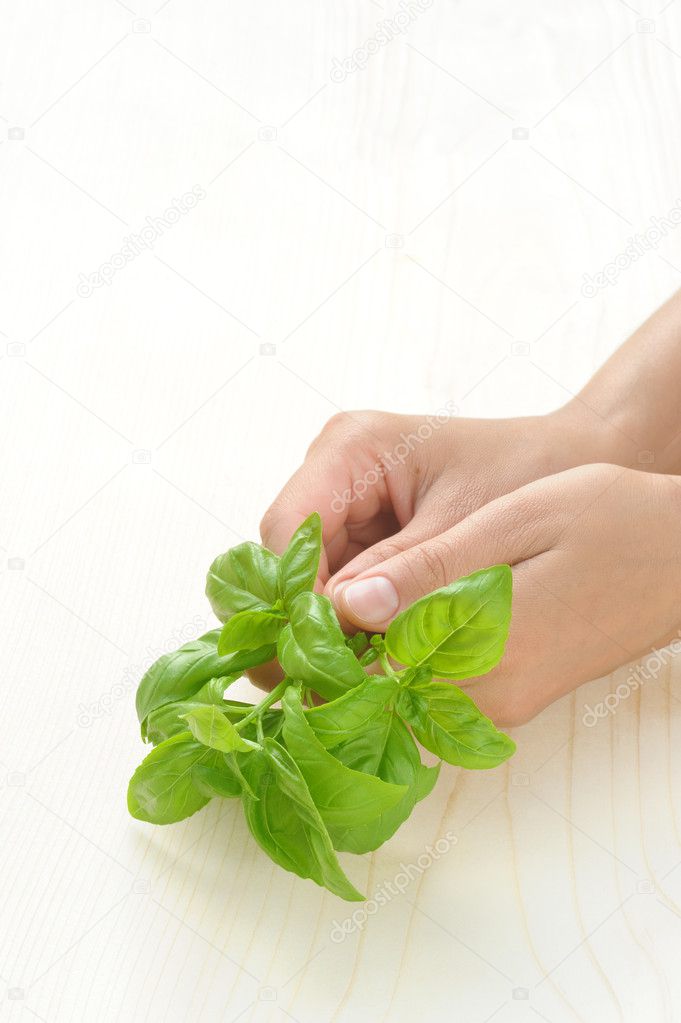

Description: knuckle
[307,411,373,457]
[320,412,349,436]
[327,409,388,443]
[258,506,278,542]
[321,410,373,437]
[588,461,623,481]
[406,537,452,592]
[506,485,551,530]
[482,483,554,554]
[572,462,627,496]
[374,536,412,563]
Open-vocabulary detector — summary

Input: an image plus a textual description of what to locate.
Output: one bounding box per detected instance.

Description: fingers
[324,509,400,576]
[322,509,442,626]
[259,454,347,575]
[259,413,392,580]
[325,493,447,588]
[330,479,558,631]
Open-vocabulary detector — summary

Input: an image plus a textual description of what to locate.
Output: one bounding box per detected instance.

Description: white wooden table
[2,2,681,1020]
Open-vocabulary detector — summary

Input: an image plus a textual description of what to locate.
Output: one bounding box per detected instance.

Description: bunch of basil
[128,513,515,901]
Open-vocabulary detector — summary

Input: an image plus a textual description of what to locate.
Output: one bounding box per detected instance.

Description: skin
[256,289,681,726]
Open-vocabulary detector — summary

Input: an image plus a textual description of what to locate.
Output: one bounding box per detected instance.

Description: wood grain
[1,1,681,1020]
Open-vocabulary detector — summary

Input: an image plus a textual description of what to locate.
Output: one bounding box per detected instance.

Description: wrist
[546,400,641,472]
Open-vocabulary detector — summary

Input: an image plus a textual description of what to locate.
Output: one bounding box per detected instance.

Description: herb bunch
[128,513,515,901]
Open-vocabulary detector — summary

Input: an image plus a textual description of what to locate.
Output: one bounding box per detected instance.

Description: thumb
[330,487,554,631]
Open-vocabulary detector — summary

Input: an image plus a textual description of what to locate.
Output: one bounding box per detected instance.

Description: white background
[2,1,681,1021]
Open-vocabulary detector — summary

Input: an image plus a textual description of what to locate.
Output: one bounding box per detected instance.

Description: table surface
[3,2,681,1021]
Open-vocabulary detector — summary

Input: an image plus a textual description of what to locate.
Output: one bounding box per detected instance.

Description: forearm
[557,289,681,473]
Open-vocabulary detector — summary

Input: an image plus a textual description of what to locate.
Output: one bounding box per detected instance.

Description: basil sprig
[128,512,516,900]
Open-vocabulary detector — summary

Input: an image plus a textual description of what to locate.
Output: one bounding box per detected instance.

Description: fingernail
[341,576,399,626]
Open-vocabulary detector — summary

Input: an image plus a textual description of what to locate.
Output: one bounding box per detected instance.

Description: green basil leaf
[399,665,433,689]
[385,565,512,678]
[192,761,242,799]
[183,705,258,753]
[127,731,222,824]
[277,592,366,700]
[144,677,240,745]
[304,675,399,749]
[217,609,286,656]
[135,629,275,736]
[394,687,421,723]
[345,631,369,656]
[399,681,515,769]
[241,738,363,902]
[281,688,407,845]
[332,714,439,853]
[145,695,284,747]
[413,755,441,801]
[205,542,279,622]
[278,512,322,606]
[253,708,284,741]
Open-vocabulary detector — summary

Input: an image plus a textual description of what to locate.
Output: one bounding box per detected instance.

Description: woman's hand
[260,404,624,620]
[334,463,681,726]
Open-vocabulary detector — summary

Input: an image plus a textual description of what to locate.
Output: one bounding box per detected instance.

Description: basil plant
[128,513,514,901]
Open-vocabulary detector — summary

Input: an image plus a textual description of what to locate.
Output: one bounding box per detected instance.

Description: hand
[340,463,681,725]
[259,405,625,627]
